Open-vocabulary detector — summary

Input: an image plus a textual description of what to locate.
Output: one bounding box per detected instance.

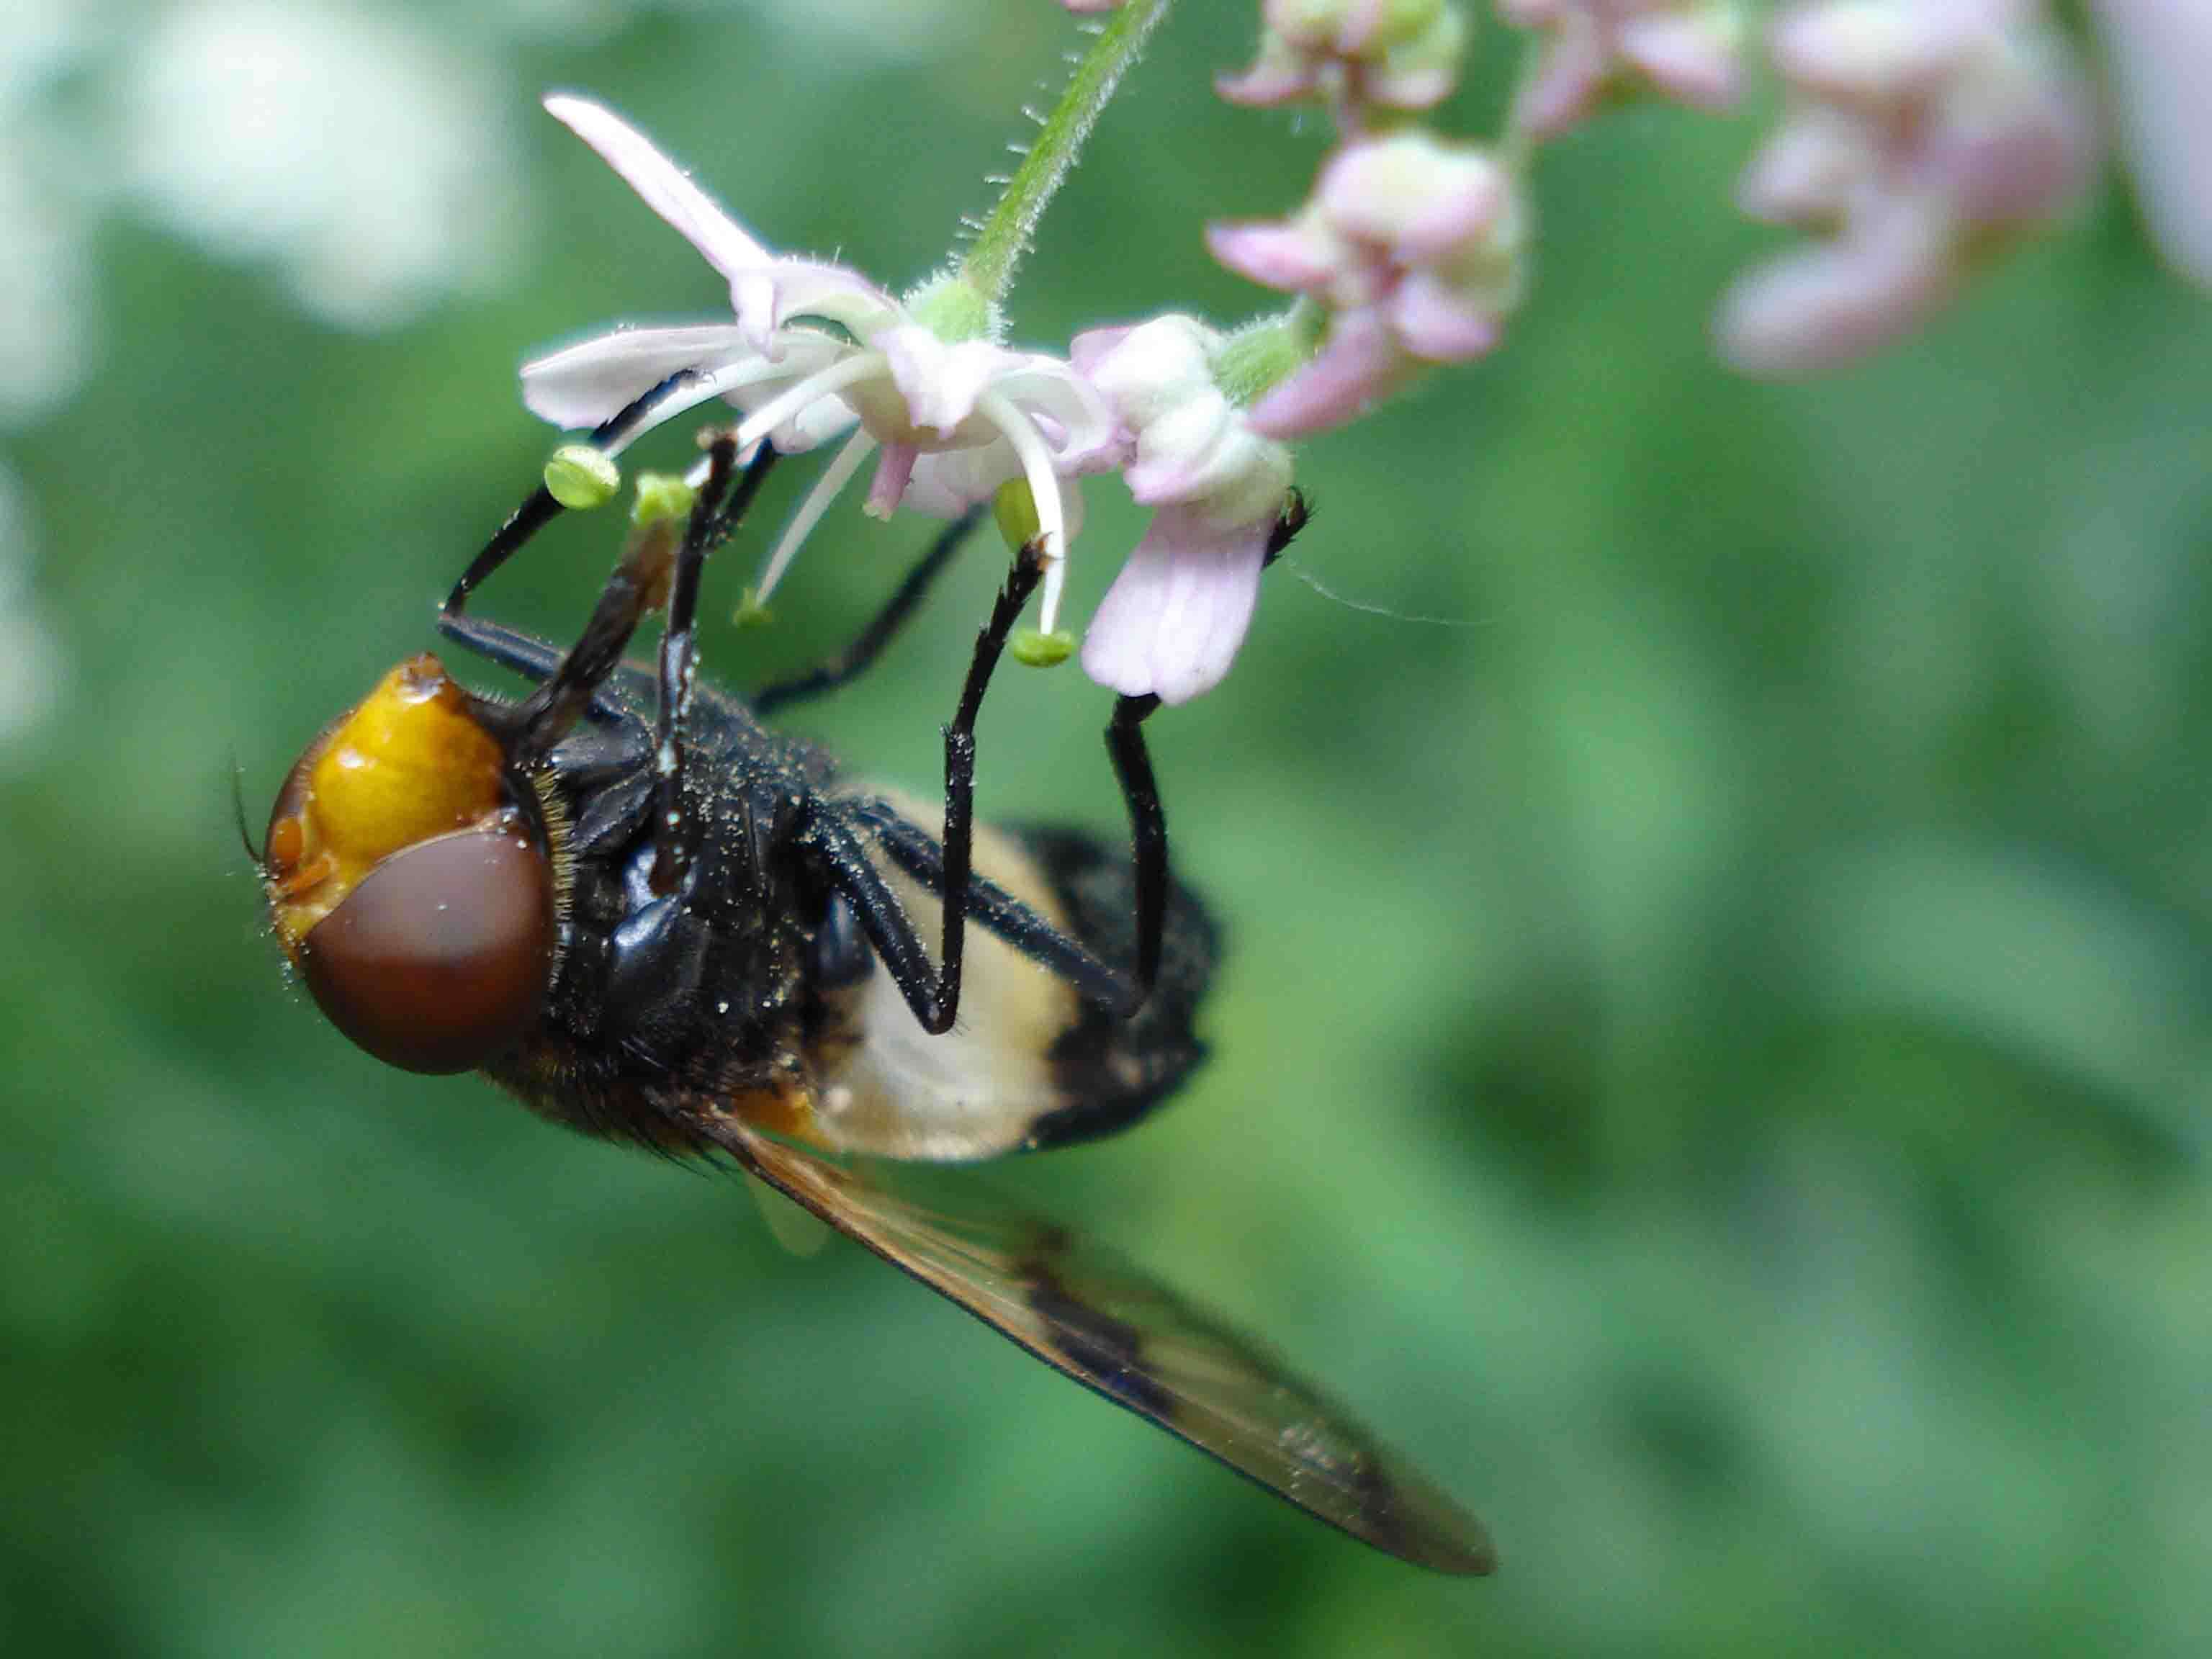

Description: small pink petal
[1713,198,1954,377]
[1122,394,1238,507]
[1069,325,1138,379]
[865,444,919,518]
[1205,218,1344,295]
[1332,0,1390,55]
[1617,13,1742,109]
[1738,109,1866,225]
[1770,1,1980,102]
[1246,308,1411,438]
[519,323,755,428]
[1390,271,1503,361]
[1215,50,1316,106]
[985,353,1122,467]
[1080,508,1271,705]
[1367,58,1460,111]
[876,326,1002,439]
[1513,26,1610,140]
[543,95,771,279]
[1932,68,2094,228]
[1319,140,1504,260]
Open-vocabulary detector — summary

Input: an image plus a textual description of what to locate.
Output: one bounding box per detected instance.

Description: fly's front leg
[649,438,778,894]
[443,369,705,617]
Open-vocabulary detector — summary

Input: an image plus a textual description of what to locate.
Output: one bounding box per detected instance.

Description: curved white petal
[544,95,770,278]
[986,353,1120,467]
[1123,392,1236,501]
[2094,0,2212,285]
[520,323,757,428]
[1079,315,1214,428]
[737,262,904,354]
[1079,507,1270,705]
[902,439,1017,516]
[902,449,1088,541]
[877,325,1006,439]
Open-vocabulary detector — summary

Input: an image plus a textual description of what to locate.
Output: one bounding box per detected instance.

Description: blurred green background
[4,1,2207,1654]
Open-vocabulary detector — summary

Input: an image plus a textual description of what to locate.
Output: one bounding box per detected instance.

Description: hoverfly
[256,403,1493,1575]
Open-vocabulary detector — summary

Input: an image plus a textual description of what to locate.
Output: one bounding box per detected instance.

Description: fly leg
[751,507,984,715]
[441,369,706,617]
[1079,487,1313,1009]
[648,438,778,893]
[802,541,1046,1035]
[467,435,752,764]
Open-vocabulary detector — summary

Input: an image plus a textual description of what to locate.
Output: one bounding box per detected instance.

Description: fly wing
[718,1120,1496,1575]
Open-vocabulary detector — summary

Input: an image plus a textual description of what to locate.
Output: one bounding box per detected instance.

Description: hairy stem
[960,0,1173,307]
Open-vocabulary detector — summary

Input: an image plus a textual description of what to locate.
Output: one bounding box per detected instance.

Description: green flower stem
[959,0,1173,308]
[1214,298,1328,408]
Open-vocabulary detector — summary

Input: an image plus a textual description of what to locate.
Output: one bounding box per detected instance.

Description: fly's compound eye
[264,654,559,1074]
[298,827,554,1074]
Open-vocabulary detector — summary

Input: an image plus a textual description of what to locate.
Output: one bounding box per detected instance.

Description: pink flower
[1715,0,2094,377]
[1208,130,1522,436]
[1500,1,1743,140]
[1071,316,1295,703]
[521,95,1114,628]
[1218,0,1470,115]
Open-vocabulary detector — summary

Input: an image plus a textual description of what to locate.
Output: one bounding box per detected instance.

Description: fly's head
[261,653,564,1074]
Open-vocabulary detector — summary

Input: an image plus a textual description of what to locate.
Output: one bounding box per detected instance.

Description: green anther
[732,588,774,629]
[992,477,1043,554]
[544,444,621,510]
[1010,628,1074,668]
[631,472,696,527]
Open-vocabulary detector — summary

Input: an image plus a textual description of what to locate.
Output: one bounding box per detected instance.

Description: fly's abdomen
[1007,825,1217,1152]
[799,811,1218,1163]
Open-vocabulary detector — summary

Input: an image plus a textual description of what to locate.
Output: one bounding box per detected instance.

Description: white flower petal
[1079,507,1271,705]
[544,94,771,278]
[876,325,1004,439]
[902,437,1016,516]
[2093,0,2212,285]
[1081,315,1215,428]
[982,353,1121,467]
[519,322,757,428]
[739,261,904,351]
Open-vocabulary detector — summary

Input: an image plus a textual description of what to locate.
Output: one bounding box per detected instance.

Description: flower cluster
[511,0,2202,709]
[1073,317,1293,702]
[1217,0,1470,115]
[521,95,1113,642]
[1210,130,1523,437]
[1503,0,1742,139]
[1715,0,2094,377]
